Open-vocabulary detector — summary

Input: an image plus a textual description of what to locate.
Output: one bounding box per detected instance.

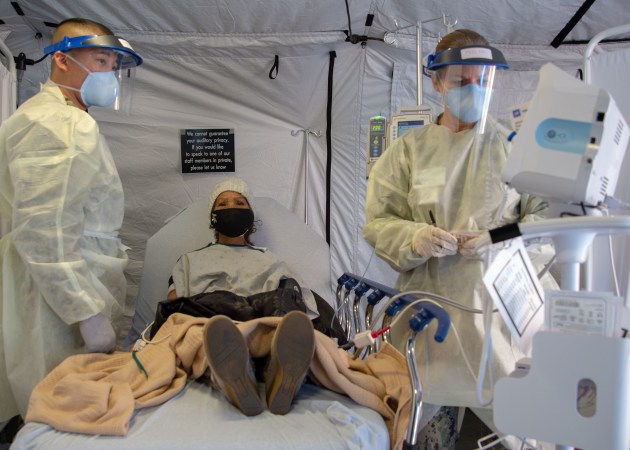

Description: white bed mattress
[11,382,389,450]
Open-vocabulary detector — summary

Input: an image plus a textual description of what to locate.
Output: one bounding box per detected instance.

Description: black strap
[10,2,25,15]
[325,51,336,245]
[269,54,279,79]
[550,0,597,48]
[489,223,522,243]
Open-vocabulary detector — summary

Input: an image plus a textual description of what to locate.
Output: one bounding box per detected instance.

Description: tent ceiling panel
[0,0,628,48]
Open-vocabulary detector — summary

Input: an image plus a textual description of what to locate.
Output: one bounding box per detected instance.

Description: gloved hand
[412,226,458,258]
[459,232,490,259]
[79,313,116,353]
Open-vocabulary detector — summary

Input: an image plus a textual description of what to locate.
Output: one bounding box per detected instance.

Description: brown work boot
[203,315,264,416]
[265,311,315,415]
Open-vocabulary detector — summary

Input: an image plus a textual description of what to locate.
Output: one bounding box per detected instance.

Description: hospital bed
[11,196,446,450]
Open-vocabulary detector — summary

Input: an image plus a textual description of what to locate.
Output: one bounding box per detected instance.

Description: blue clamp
[367,290,386,306]
[507,130,517,142]
[408,302,450,342]
[353,282,370,297]
[343,277,359,291]
[385,297,409,317]
[337,273,350,286]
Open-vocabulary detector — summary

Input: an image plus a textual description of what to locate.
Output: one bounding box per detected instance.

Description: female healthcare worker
[0,18,143,421]
[363,29,551,440]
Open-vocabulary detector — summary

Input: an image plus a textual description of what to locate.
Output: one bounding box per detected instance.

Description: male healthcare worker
[0,18,143,421]
[363,29,554,434]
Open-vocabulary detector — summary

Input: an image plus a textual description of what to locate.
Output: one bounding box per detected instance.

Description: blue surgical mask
[57,54,120,108]
[444,84,487,123]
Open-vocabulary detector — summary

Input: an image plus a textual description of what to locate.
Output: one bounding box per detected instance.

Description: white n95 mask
[56,53,120,108]
[79,71,119,107]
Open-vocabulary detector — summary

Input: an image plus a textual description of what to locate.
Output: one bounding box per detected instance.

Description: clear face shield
[44,34,143,111]
[112,56,137,113]
[428,45,508,136]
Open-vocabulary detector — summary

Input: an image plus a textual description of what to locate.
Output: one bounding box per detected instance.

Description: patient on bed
[157,178,342,416]
[15,179,411,446]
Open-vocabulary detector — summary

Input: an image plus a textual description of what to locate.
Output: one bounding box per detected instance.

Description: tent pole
[416,20,422,107]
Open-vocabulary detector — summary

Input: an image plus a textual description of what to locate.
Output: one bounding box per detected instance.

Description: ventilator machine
[502,63,627,207]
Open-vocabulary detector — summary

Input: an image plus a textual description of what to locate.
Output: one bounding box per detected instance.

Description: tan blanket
[26,313,411,449]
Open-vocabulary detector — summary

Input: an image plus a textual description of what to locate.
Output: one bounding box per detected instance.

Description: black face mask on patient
[211,208,255,237]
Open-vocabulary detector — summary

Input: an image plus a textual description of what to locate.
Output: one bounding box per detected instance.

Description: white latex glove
[79,313,116,353]
[459,232,490,259]
[412,226,458,258]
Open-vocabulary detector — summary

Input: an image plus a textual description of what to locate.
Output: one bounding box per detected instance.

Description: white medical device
[366,115,387,177]
[366,107,432,178]
[388,105,432,146]
[492,219,630,450]
[502,63,629,206]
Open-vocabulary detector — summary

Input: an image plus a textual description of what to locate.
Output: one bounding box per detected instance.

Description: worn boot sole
[266,311,315,415]
[204,316,264,416]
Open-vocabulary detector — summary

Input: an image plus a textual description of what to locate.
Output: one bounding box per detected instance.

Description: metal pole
[416,20,422,107]
[290,128,321,224]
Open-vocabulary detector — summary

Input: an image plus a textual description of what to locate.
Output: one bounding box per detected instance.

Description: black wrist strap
[489,223,521,243]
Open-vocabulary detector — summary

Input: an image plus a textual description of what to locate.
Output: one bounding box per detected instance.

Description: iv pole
[0,38,17,239]
[416,14,457,108]
[290,128,322,224]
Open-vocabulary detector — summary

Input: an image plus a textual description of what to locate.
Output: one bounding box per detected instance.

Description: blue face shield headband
[43,34,143,68]
[426,45,508,71]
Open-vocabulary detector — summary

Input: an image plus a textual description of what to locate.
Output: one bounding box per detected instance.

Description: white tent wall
[588,46,630,297]
[0,35,16,123]
[0,23,46,106]
[88,32,340,311]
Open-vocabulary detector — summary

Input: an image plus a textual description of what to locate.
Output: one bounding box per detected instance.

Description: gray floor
[456,408,503,450]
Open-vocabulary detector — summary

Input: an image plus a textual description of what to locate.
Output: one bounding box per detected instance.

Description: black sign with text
[180,128,235,173]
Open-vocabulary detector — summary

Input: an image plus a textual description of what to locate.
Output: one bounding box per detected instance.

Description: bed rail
[335,272,451,450]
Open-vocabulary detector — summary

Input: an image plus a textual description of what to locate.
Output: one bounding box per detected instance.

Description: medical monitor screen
[397,120,424,137]
[371,123,384,132]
